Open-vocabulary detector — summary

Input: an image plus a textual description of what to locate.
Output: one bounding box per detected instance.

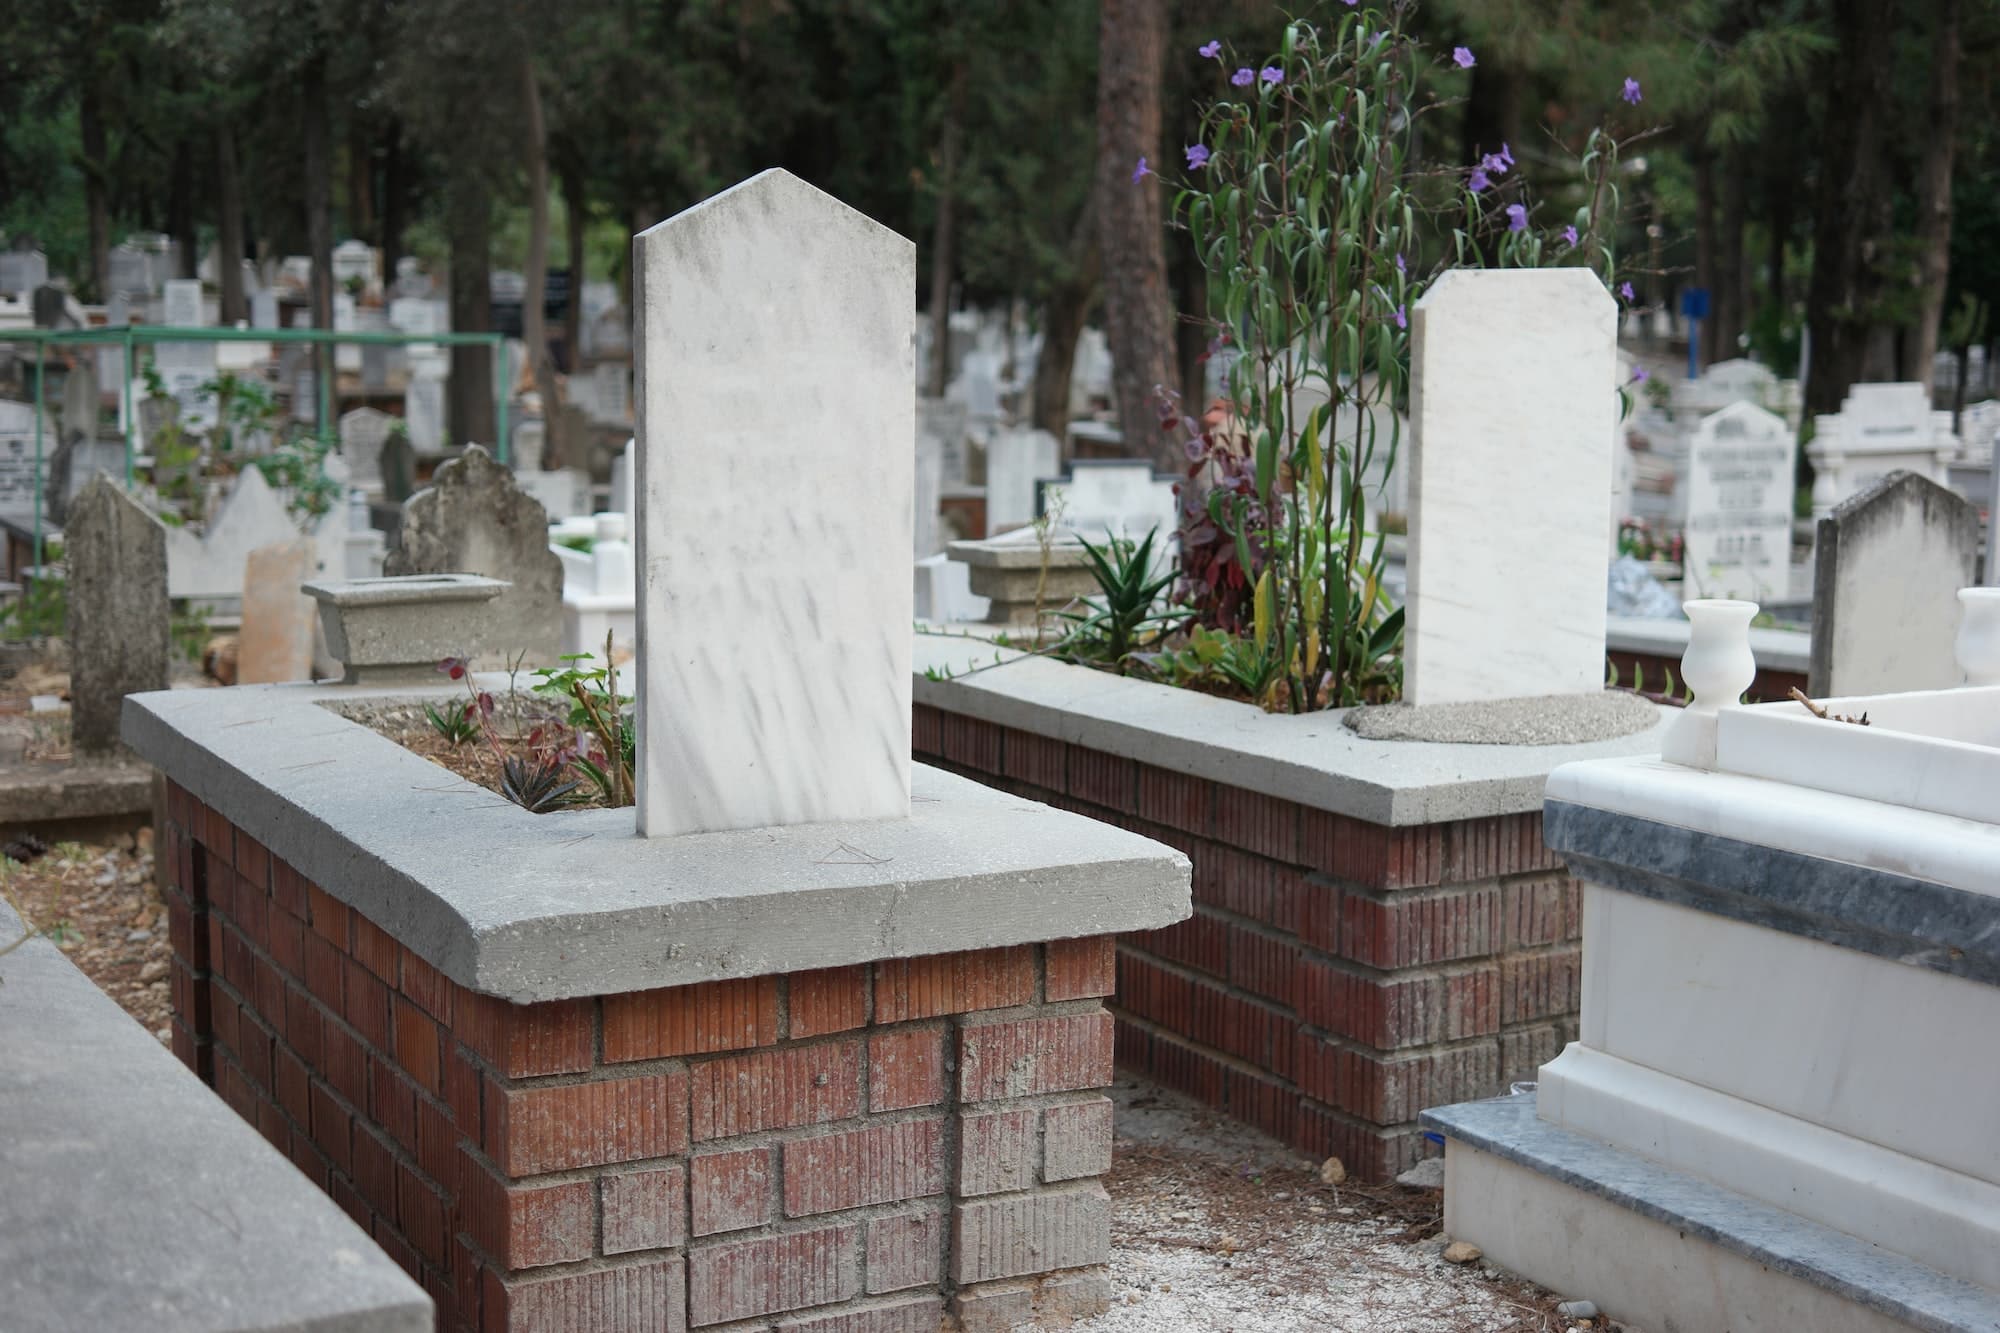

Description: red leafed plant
[1170,396,1271,636]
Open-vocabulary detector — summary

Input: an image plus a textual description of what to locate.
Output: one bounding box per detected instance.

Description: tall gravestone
[338,407,394,493]
[66,478,169,756]
[384,445,561,666]
[1809,471,1979,698]
[1682,402,1793,600]
[1405,269,1617,705]
[633,169,913,837]
[236,539,318,684]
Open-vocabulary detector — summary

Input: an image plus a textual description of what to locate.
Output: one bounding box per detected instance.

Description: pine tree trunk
[303,54,336,432]
[520,51,564,469]
[1912,0,1961,396]
[80,75,110,300]
[381,123,407,285]
[447,176,495,449]
[1714,153,1747,364]
[1803,0,1898,423]
[562,158,586,375]
[1031,193,1100,442]
[1095,0,1180,471]
[217,126,247,324]
[924,62,969,400]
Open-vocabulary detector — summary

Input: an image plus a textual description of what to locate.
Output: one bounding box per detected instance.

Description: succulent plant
[500,754,581,814]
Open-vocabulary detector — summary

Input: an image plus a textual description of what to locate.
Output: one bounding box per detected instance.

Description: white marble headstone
[338,407,395,491]
[1046,461,1177,545]
[1405,269,1617,705]
[986,428,1061,534]
[1682,402,1793,601]
[0,400,39,519]
[633,169,914,837]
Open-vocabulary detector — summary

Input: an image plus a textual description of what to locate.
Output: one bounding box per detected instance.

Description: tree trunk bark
[381,122,407,286]
[447,176,495,449]
[302,54,336,431]
[1692,139,1716,370]
[1803,0,1899,426]
[168,139,198,279]
[80,75,110,300]
[1912,0,1961,396]
[562,156,586,375]
[1031,192,1100,442]
[519,51,564,469]
[217,125,247,324]
[347,119,374,245]
[924,61,969,400]
[1095,0,1180,472]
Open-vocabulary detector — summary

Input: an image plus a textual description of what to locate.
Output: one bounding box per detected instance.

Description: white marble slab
[1682,402,1792,600]
[1405,269,1617,704]
[634,169,914,836]
[986,428,1060,534]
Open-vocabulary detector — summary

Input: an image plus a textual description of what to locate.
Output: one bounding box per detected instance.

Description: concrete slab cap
[0,899,431,1332]
[947,537,1095,570]
[121,682,1190,1002]
[914,633,1672,826]
[1343,689,1658,746]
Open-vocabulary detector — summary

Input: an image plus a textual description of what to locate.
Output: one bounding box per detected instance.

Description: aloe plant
[1055,529,1188,671]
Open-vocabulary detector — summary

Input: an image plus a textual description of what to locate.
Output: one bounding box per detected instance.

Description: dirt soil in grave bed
[1,831,171,1043]
[1069,1079,1619,1333]
[331,697,618,810]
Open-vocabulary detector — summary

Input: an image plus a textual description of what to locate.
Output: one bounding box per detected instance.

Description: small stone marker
[1809,470,1979,697]
[338,407,394,493]
[384,445,561,666]
[236,539,318,684]
[65,478,169,756]
[1682,402,1793,600]
[633,168,913,836]
[1405,269,1617,705]
[986,428,1061,534]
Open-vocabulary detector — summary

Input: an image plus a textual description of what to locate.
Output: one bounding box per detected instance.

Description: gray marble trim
[1545,799,2000,989]
[1423,1094,2000,1333]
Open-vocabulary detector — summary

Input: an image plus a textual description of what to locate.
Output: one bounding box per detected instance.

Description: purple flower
[1395,252,1406,274]
[1393,304,1407,330]
[1185,142,1211,170]
[1561,224,1579,247]
[1260,66,1285,84]
[1497,142,1515,168]
[1199,39,1222,59]
[1505,204,1528,232]
[1468,166,1491,193]
[1618,281,1636,303]
[1453,46,1475,69]
[1633,367,1650,383]
[1479,151,1510,179]
[1369,29,1387,48]
[1622,77,1642,105]
[1131,156,1152,184]
[1231,67,1255,86]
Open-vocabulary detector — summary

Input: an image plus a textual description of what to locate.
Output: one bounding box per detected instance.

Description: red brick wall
[914,704,1583,1181]
[160,781,1121,1333]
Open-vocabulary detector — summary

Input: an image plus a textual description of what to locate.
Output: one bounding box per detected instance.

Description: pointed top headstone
[633,170,915,837]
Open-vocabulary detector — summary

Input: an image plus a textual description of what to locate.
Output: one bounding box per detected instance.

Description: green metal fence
[0,323,511,569]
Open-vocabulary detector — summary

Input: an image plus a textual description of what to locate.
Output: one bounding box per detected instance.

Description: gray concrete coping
[947,537,1094,569]
[1606,614,1811,673]
[122,682,1190,1002]
[914,633,1673,826]
[0,897,431,1333]
[302,573,510,609]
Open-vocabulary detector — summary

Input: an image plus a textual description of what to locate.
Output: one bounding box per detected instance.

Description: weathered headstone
[986,428,1061,534]
[236,539,318,684]
[155,278,217,435]
[633,168,913,836]
[380,431,417,504]
[1043,460,1177,545]
[1405,268,1617,705]
[0,250,48,297]
[1682,402,1793,600]
[513,467,589,520]
[1809,471,1980,697]
[338,407,394,492]
[1807,382,1955,518]
[0,400,40,521]
[384,445,561,666]
[66,478,170,756]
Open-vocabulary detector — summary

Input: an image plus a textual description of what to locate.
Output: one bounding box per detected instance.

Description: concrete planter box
[947,537,1099,627]
[304,574,508,684]
[124,680,1188,1332]
[913,633,1671,1180]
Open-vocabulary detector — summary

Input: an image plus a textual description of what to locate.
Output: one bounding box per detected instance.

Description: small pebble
[1443,1240,1483,1264]
[138,959,169,983]
[126,929,152,942]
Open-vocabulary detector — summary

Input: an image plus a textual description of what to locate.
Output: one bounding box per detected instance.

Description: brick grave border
[161,779,1126,1332]
[915,704,1585,1180]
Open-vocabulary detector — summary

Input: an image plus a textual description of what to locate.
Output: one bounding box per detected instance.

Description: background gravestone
[1682,401,1793,600]
[236,539,318,684]
[384,445,560,666]
[65,478,169,756]
[1809,470,1980,697]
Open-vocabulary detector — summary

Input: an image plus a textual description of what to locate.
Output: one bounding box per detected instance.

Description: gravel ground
[1062,1079,1615,1333]
[0,830,170,1043]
